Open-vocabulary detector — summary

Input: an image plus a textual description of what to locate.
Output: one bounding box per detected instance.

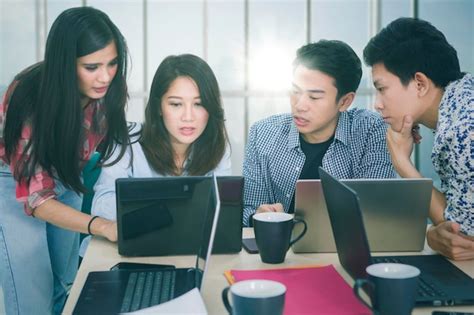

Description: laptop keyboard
[120,270,176,313]
[372,257,447,298]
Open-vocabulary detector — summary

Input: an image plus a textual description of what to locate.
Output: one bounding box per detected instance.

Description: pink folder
[225,265,370,315]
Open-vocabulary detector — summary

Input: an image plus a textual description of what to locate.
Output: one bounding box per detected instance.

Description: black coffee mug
[222,279,286,315]
[353,263,420,315]
[253,212,307,264]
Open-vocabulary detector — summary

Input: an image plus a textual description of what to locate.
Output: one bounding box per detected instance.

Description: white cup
[222,279,286,315]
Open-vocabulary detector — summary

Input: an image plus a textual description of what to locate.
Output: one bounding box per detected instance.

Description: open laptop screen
[319,167,373,280]
[116,177,213,256]
[195,174,221,289]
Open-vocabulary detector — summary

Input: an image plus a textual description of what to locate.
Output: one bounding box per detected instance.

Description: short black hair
[293,40,362,101]
[363,17,462,87]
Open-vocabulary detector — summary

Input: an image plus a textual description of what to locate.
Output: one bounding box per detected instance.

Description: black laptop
[116,176,243,256]
[319,167,474,307]
[72,175,221,314]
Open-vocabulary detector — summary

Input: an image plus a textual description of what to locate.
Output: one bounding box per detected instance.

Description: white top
[92,124,232,221]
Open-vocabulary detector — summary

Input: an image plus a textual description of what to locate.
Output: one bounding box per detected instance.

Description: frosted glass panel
[248,0,306,91]
[208,1,245,91]
[248,96,290,128]
[311,0,369,53]
[420,0,474,73]
[126,97,145,123]
[46,0,81,31]
[381,0,411,27]
[0,0,37,86]
[147,0,204,91]
[311,0,370,88]
[223,97,245,175]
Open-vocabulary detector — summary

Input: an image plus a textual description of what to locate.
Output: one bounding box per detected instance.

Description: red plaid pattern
[0,81,107,214]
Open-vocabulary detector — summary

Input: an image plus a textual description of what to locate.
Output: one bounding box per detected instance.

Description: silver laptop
[292,178,432,253]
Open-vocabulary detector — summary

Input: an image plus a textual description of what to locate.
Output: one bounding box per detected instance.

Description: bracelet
[87,215,100,236]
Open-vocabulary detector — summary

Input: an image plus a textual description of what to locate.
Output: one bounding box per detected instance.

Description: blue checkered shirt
[242,109,396,226]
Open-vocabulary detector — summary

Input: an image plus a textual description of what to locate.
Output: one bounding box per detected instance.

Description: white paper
[123,288,208,315]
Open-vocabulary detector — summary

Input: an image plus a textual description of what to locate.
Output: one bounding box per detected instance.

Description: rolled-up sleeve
[1,85,57,215]
[10,141,57,215]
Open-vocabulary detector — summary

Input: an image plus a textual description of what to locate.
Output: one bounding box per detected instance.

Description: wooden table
[64,228,474,314]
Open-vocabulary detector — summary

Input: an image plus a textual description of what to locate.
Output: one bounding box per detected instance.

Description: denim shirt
[432,73,474,235]
[242,109,396,226]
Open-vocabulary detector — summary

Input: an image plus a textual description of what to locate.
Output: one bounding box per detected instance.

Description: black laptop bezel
[319,167,474,307]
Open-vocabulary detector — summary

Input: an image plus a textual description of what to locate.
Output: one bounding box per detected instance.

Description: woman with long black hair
[0,7,130,314]
[91,54,231,221]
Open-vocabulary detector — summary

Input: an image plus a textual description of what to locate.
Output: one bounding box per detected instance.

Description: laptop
[72,174,221,314]
[292,178,431,253]
[116,176,243,256]
[319,167,474,306]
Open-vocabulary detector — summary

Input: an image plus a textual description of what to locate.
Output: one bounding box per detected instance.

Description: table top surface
[64,228,474,314]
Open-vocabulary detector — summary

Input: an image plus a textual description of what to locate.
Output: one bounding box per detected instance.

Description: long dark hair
[140,54,228,176]
[3,6,130,193]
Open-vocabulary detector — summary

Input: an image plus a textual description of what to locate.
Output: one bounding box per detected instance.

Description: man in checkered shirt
[243,40,396,226]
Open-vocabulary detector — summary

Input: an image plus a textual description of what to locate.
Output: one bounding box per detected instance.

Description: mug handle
[353,278,375,311]
[221,286,233,314]
[289,218,308,246]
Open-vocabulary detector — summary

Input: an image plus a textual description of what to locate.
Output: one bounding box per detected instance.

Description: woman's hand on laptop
[427,221,474,261]
[256,203,284,214]
[102,221,118,242]
[90,217,118,242]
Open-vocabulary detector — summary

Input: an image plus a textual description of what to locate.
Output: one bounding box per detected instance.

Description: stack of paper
[124,288,207,315]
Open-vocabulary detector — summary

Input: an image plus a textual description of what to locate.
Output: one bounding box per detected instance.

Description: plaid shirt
[0,81,107,215]
[242,109,396,226]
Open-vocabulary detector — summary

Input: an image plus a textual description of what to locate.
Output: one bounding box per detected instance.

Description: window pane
[380,0,411,27]
[208,1,245,91]
[0,0,37,86]
[248,96,289,128]
[420,0,474,73]
[46,1,81,31]
[248,0,306,91]
[147,0,204,90]
[223,97,245,175]
[311,0,371,89]
[126,97,145,123]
